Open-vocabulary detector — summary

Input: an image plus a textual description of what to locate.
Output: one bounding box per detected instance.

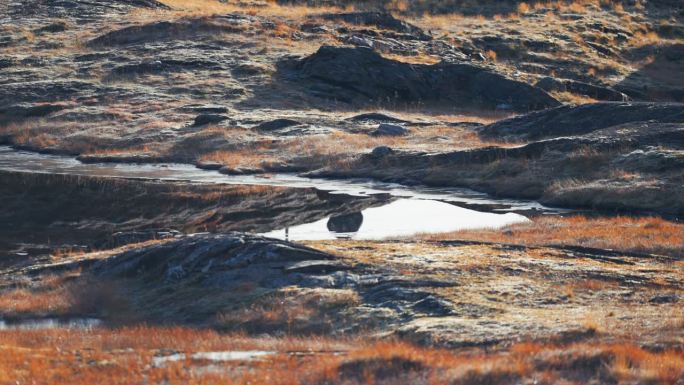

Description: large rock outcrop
[91,233,340,281]
[315,12,431,40]
[87,14,258,46]
[479,102,684,141]
[87,233,459,329]
[292,46,560,112]
[314,103,684,215]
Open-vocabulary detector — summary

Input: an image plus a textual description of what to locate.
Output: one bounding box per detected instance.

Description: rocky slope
[285,45,560,111]
[0,0,681,219]
[2,232,681,350]
[1,0,681,165]
[316,102,684,215]
[1,2,683,381]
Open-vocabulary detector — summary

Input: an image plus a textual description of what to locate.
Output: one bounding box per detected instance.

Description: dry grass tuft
[216,289,361,334]
[145,0,346,19]
[549,91,598,104]
[199,149,277,169]
[0,269,84,316]
[1,328,682,385]
[517,2,531,14]
[0,286,73,316]
[198,131,408,170]
[423,215,684,257]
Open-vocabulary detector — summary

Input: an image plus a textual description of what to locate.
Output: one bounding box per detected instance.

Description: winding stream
[0,146,566,240]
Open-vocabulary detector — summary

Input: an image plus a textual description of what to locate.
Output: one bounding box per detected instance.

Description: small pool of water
[261,198,528,241]
[152,351,275,367]
[0,317,102,330]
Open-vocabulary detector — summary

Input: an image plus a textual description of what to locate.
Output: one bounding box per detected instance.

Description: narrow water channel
[0,146,566,240]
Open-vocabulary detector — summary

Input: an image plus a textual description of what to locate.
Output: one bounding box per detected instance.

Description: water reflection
[263,199,529,241]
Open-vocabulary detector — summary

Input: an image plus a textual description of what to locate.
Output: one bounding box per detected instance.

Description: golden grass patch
[422,215,684,257]
[144,0,347,19]
[1,328,682,385]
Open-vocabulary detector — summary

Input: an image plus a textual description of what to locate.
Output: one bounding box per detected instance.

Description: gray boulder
[193,113,229,127]
[371,146,394,157]
[327,212,364,233]
[372,123,409,136]
[256,118,301,131]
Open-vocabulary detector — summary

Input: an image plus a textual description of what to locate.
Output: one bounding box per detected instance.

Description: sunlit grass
[1,327,682,385]
[422,215,684,257]
[138,0,349,19]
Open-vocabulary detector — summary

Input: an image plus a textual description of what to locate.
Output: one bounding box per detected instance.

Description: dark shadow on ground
[617,44,684,102]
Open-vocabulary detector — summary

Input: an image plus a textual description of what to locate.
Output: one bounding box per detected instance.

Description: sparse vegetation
[1,0,682,383]
[422,215,684,257]
[1,328,682,385]
[196,126,503,171]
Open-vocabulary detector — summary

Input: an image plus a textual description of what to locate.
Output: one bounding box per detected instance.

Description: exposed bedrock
[91,233,339,280]
[479,102,684,141]
[0,103,67,125]
[5,0,169,20]
[535,77,630,102]
[87,14,260,47]
[287,46,560,112]
[87,232,461,330]
[313,103,684,215]
[313,11,431,40]
[0,80,99,106]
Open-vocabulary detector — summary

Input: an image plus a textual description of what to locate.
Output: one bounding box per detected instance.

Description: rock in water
[327,212,364,233]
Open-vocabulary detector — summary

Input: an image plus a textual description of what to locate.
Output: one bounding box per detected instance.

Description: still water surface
[0,146,558,240]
